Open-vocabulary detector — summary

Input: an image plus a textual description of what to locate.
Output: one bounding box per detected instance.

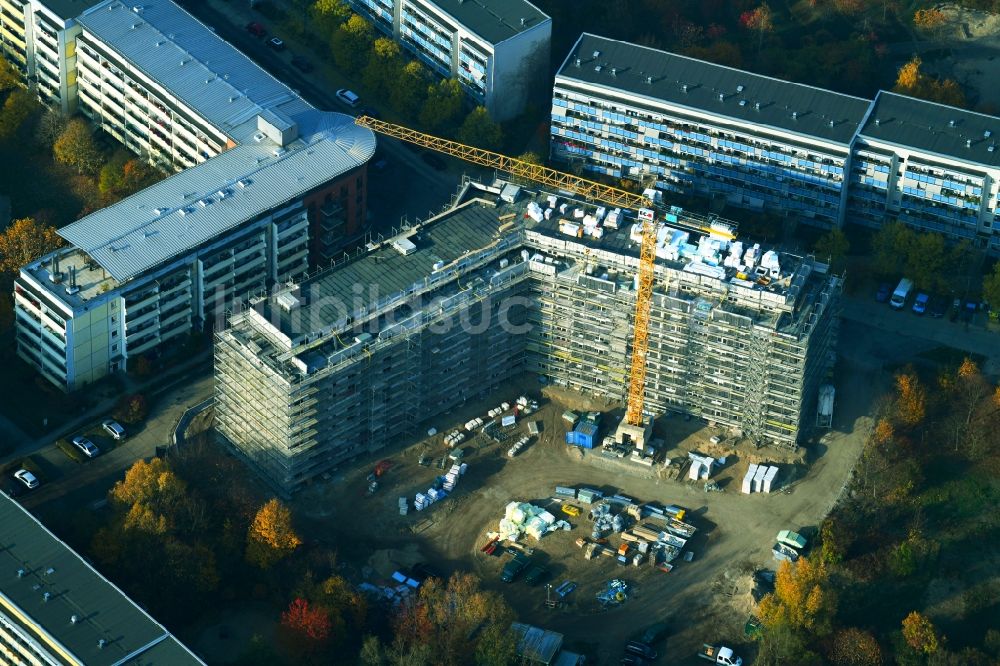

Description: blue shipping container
[571,422,598,449]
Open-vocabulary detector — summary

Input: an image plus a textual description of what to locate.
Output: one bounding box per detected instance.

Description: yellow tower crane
[354,115,734,447]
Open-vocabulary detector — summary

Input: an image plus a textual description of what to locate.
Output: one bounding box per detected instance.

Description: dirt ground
[918,4,1000,110]
[292,352,881,665]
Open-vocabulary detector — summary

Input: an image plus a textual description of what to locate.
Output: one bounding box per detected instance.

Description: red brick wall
[304,164,368,267]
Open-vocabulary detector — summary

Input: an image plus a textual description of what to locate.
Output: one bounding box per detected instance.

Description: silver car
[72,435,100,458]
[14,469,39,489]
[102,419,126,440]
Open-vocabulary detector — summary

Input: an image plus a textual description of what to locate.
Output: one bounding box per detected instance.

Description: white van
[335,88,360,108]
[890,278,913,309]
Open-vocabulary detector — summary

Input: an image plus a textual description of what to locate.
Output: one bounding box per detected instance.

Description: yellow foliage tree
[894,56,967,108]
[901,611,939,654]
[111,458,185,533]
[829,627,882,665]
[123,502,168,534]
[872,418,894,445]
[246,498,301,568]
[913,8,946,30]
[758,557,838,636]
[895,56,922,92]
[0,217,64,275]
[894,372,926,427]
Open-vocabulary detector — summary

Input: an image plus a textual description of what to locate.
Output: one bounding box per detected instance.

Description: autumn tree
[54,117,103,175]
[0,89,37,143]
[871,220,912,278]
[902,611,940,655]
[740,3,773,52]
[0,56,20,92]
[390,61,428,116]
[111,457,187,536]
[814,228,850,272]
[894,56,966,108]
[35,106,66,146]
[913,8,947,31]
[894,372,926,428]
[829,627,883,665]
[246,498,301,568]
[330,14,374,73]
[982,261,1000,310]
[362,38,403,100]
[517,151,542,165]
[817,516,850,566]
[0,217,64,274]
[389,572,516,666]
[758,557,838,637]
[282,597,332,641]
[310,0,350,34]
[113,392,148,424]
[458,106,503,151]
[419,78,464,135]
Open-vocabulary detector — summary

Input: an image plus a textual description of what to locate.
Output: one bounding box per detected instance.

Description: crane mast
[354,115,734,448]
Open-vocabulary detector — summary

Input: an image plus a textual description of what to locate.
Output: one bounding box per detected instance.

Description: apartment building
[348,0,551,121]
[551,33,871,230]
[13,0,376,392]
[1,493,205,665]
[850,91,1000,251]
[0,0,100,112]
[551,34,1000,251]
[216,180,840,494]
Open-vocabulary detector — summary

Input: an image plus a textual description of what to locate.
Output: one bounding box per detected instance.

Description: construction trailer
[215,179,841,494]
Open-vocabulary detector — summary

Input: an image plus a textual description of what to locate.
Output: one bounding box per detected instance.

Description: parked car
[102,419,126,440]
[963,300,977,322]
[245,21,266,37]
[524,564,549,586]
[875,282,891,303]
[912,292,929,315]
[267,36,285,51]
[500,553,530,582]
[928,296,947,318]
[335,88,360,108]
[625,641,658,660]
[421,152,447,171]
[13,469,39,490]
[71,435,100,458]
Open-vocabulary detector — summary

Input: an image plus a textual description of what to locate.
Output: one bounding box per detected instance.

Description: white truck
[890,278,913,310]
[698,644,742,665]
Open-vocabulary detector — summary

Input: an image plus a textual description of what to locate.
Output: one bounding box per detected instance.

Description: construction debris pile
[596,579,630,607]
[411,462,468,512]
[742,463,780,494]
[499,501,571,541]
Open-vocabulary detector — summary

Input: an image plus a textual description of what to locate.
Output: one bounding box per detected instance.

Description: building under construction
[214,179,840,494]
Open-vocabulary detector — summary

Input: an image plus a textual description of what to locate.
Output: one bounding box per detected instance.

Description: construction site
[206,118,858,661]
[215,171,841,495]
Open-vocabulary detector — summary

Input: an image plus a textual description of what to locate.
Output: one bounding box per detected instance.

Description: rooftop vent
[179,208,190,217]
[989,145,996,152]
[792,111,798,119]
[828,120,835,127]
[594,65,602,72]
[985,130,992,138]
[592,50,601,58]
[681,84,688,93]
[43,592,50,602]
[71,615,78,625]
[273,147,286,157]
[736,84,744,93]
[739,100,747,106]
[645,76,653,84]
[236,178,251,188]
[17,569,24,578]
[610,67,616,76]
[198,197,212,207]
[216,188,230,199]
[253,132,265,143]
[520,17,525,26]
[949,119,956,127]
[719,93,725,101]
[131,4,143,12]
[98,640,106,650]
[966,139,972,148]
[875,118,881,126]
[754,102,760,111]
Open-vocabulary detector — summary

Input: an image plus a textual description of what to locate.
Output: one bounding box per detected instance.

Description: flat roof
[36,0,103,23]
[422,0,549,44]
[556,33,872,146]
[0,494,204,666]
[263,201,504,339]
[859,90,1000,168]
[57,110,375,283]
[77,0,311,143]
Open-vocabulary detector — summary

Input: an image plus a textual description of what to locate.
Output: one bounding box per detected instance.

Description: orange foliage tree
[901,611,939,654]
[913,8,946,30]
[894,56,966,108]
[111,457,186,534]
[830,627,883,665]
[758,557,838,636]
[894,372,926,428]
[246,498,301,568]
[740,3,773,51]
[0,217,64,274]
